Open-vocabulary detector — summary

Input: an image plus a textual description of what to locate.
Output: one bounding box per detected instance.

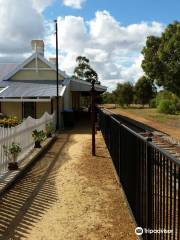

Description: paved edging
[0,134,57,197]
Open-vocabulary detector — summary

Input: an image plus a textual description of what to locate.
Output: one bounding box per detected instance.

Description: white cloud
[0,0,54,61]
[121,55,144,83]
[59,16,88,51]
[89,11,163,52]
[32,0,53,12]
[0,2,164,92]
[63,0,86,9]
[84,48,109,62]
[48,11,164,91]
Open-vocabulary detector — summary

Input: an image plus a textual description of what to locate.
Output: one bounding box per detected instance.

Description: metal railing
[99,108,180,240]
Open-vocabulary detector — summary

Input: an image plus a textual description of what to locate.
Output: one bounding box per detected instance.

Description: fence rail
[0,112,56,176]
[99,108,180,240]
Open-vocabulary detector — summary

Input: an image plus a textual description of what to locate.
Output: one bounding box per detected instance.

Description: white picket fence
[0,112,56,176]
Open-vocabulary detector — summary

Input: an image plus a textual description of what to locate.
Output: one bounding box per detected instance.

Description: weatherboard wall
[11,70,63,81]
[10,58,64,81]
[36,102,51,118]
[1,102,22,119]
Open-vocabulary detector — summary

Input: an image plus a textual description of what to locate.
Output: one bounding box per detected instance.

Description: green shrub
[157,99,177,114]
[149,98,157,108]
[176,99,180,111]
[45,122,54,137]
[153,90,180,114]
[156,91,179,105]
[32,129,46,143]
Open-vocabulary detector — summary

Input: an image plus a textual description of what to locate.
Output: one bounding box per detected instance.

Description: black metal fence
[99,109,180,240]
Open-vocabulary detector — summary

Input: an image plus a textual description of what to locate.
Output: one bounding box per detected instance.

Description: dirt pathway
[0,127,136,240]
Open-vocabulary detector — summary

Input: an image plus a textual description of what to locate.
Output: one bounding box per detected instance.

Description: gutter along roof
[0,51,107,99]
[0,53,68,99]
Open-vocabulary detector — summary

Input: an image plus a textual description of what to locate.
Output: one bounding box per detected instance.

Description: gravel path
[0,125,136,240]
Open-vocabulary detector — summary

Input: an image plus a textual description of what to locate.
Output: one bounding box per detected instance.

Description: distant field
[102,104,180,140]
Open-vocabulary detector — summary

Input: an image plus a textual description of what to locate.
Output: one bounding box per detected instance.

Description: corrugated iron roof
[70,79,107,92]
[0,81,65,98]
[0,64,17,81]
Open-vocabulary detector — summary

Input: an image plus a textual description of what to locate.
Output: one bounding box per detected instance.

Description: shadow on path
[0,134,72,240]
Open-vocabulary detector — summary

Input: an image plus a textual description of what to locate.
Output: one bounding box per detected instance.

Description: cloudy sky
[0,0,179,91]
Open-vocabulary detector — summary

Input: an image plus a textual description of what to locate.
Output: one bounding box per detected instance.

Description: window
[23,102,36,118]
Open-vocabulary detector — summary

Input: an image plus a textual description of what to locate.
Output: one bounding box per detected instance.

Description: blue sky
[43,0,179,91]
[44,0,180,25]
[0,0,179,91]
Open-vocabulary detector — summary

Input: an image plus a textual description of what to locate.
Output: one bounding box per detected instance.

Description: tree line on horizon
[101,21,180,114]
[71,21,180,114]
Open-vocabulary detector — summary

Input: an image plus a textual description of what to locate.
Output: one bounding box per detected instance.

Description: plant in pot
[45,122,53,138]
[32,129,46,148]
[3,142,22,170]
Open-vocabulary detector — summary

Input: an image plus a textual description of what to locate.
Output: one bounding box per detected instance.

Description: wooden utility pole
[55,19,59,130]
[91,79,96,156]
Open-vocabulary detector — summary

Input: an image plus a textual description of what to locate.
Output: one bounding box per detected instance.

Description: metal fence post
[98,108,180,240]
[147,137,153,240]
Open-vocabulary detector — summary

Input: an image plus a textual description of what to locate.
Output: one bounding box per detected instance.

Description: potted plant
[32,129,46,148]
[3,142,22,170]
[45,122,53,138]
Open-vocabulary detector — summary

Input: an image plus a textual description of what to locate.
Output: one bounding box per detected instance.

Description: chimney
[31,40,44,56]
[49,57,56,65]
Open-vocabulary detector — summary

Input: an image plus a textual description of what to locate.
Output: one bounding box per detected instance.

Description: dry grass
[103,104,180,140]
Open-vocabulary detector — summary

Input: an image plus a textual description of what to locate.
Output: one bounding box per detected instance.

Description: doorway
[23,102,36,118]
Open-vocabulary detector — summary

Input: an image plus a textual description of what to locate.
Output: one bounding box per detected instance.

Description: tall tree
[72,56,100,84]
[142,21,180,96]
[141,36,161,80]
[135,76,156,106]
[114,82,134,107]
[101,92,116,104]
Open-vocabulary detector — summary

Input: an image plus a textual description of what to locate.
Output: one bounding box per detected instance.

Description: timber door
[23,102,36,118]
